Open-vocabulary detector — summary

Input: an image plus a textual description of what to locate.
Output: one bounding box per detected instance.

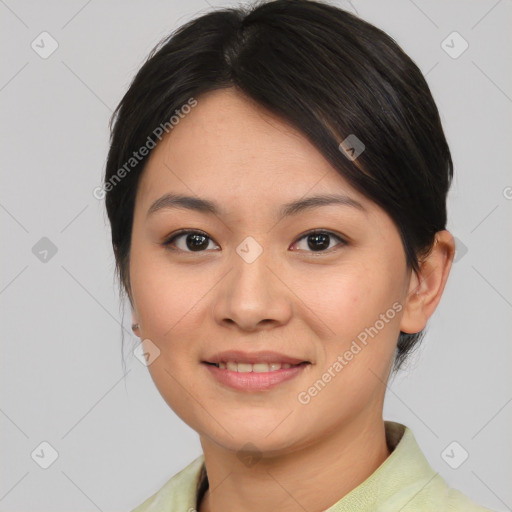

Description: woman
[103,1,495,510]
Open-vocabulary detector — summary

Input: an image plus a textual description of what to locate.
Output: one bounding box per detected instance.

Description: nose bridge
[231,234,274,298]
[212,233,291,330]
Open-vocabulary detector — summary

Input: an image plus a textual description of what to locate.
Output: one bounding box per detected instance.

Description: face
[129,88,414,455]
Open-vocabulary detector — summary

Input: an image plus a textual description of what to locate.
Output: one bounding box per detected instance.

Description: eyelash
[161,229,348,255]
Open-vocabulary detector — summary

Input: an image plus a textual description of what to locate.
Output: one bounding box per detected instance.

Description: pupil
[308,233,329,251]
[187,233,208,251]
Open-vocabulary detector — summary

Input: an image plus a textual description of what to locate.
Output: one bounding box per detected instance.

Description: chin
[199,418,309,455]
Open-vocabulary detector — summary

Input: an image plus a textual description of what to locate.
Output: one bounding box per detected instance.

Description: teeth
[253,363,271,373]
[214,361,300,372]
[237,363,252,373]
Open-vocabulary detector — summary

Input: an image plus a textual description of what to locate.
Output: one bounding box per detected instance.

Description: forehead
[135,88,369,215]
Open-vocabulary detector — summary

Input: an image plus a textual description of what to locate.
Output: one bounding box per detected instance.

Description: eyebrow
[146,192,366,219]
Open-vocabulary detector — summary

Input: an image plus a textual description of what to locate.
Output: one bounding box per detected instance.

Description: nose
[212,240,293,332]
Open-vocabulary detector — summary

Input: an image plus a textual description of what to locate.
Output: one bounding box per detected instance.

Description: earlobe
[399,230,455,334]
[131,310,140,336]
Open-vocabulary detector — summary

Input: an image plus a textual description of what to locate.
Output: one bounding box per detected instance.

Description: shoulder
[130,455,205,512]
[394,474,497,512]
[442,486,497,512]
[376,422,496,512]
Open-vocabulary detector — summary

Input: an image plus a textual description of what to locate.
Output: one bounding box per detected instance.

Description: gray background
[1,0,511,510]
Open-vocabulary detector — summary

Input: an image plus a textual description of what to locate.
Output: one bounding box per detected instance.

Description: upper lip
[203,350,310,365]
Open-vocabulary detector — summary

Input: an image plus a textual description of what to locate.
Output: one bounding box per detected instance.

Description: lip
[203,350,309,366]
[202,361,310,391]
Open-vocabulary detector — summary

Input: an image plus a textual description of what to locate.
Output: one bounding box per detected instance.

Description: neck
[198,414,390,512]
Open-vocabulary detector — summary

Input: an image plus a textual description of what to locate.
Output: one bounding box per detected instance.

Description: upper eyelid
[164,229,213,244]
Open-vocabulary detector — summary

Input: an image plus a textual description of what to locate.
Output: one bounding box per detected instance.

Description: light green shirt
[131,421,495,511]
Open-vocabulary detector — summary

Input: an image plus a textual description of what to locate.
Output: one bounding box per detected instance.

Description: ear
[400,230,455,334]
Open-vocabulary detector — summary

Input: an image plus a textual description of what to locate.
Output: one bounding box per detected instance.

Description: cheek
[292,268,402,429]
[305,259,404,369]
[296,262,390,337]
[129,250,209,423]
[130,247,207,340]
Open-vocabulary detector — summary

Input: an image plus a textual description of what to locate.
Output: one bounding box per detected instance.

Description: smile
[206,361,303,372]
[202,361,310,391]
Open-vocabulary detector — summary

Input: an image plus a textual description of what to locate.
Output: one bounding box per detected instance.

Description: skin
[128,87,455,512]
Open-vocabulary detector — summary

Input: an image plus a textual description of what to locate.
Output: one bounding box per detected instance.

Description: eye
[162,229,347,254]
[290,230,347,253]
[162,229,219,252]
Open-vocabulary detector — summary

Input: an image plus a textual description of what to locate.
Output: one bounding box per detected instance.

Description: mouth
[201,355,311,391]
[203,361,310,372]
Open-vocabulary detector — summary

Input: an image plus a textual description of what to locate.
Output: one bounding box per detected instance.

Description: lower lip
[202,362,309,391]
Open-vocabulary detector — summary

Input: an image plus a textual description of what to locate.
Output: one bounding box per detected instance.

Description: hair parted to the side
[104,0,453,373]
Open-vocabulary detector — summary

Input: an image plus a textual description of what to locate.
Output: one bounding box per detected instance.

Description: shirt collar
[323,421,438,511]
